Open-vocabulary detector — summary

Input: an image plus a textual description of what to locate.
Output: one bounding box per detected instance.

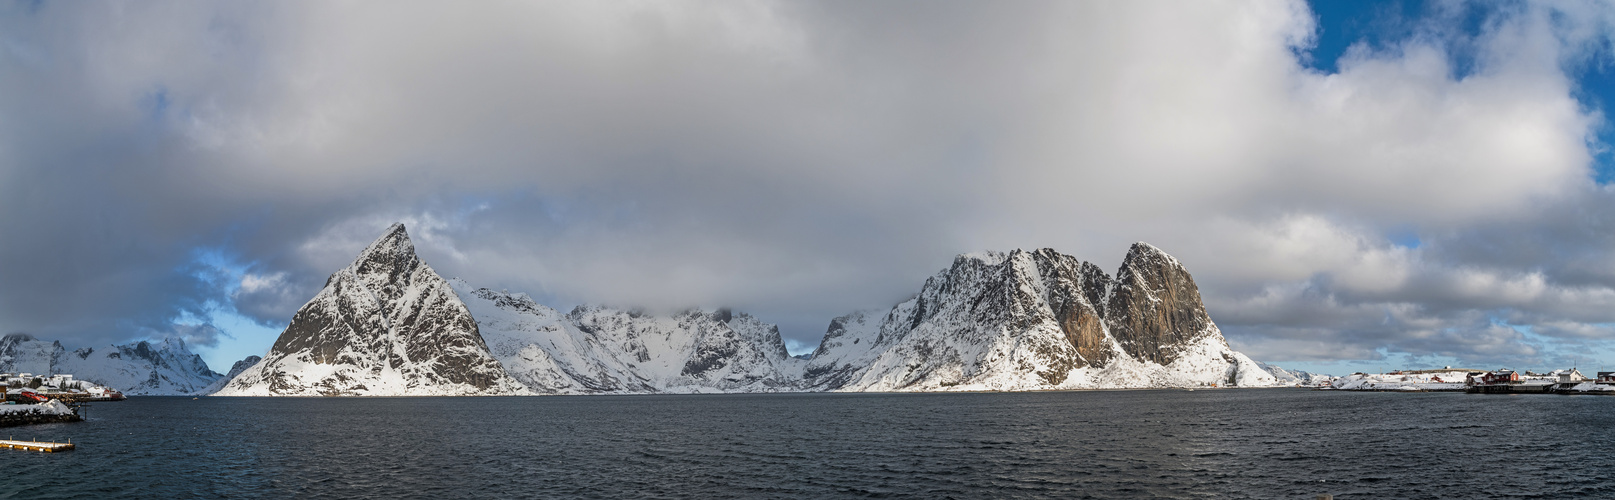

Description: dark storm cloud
[4,1,1615,370]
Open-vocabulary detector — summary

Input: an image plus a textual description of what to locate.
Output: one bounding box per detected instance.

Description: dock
[0,439,75,452]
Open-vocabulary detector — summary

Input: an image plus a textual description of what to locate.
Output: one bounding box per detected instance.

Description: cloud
[2,1,1615,371]
[169,322,228,349]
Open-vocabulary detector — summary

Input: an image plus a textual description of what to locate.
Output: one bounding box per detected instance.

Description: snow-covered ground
[0,399,74,416]
[1258,362,1333,386]
[1327,372,1471,391]
[1561,382,1615,393]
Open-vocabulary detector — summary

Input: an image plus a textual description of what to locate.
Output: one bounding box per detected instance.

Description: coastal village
[0,372,124,428]
[1320,367,1615,394]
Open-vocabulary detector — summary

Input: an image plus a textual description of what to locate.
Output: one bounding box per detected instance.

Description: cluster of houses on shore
[0,372,117,428]
[1,372,124,403]
[1463,368,1615,394]
[1321,367,1615,394]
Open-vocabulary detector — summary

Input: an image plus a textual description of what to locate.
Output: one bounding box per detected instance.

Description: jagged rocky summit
[802,244,1277,391]
[213,224,529,396]
[0,333,223,395]
[208,223,1291,396]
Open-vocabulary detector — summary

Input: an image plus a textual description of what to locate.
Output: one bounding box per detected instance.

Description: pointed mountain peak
[354,223,417,266]
[219,220,526,396]
[348,223,422,284]
[1121,241,1183,269]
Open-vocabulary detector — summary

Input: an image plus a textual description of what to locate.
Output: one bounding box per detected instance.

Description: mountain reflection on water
[4,390,1612,498]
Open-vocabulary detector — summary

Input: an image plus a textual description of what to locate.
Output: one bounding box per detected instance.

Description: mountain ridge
[195,224,1308,396]
[0,333,223,395]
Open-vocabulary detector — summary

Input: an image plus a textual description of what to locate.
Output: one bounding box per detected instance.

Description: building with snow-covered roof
[1479,370,1519,385]
[1557,369,1587,384]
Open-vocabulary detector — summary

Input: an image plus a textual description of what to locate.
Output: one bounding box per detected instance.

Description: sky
[5,0,1615,376]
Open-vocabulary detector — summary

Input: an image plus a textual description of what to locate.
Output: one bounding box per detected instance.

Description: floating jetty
[0,438,74,452]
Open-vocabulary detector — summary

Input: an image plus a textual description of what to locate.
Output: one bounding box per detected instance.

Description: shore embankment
[0,400,82,427]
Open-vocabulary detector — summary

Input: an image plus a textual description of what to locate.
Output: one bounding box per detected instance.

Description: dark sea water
[2,390,1612,499]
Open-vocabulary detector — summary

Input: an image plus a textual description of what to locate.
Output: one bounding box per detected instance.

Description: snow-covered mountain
[204,222,1305,396]
[803,244,1279,391]
[0,333,223,395]
[199,355,261,395]
[458,282,804,394]
[213,224,529,396]
[0,334,56,375]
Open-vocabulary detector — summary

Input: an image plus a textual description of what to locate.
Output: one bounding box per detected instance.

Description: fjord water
[4,391,1612,498]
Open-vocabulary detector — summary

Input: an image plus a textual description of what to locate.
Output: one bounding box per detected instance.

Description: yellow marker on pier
[0,439,75,452]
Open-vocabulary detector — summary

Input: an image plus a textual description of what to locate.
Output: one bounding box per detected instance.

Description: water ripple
[3,391,1613,498]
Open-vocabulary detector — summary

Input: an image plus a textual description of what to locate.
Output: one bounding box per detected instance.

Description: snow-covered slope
[0,334,223,395]
[0,334,56,375]
[214,224,529,396]
[800,309,887,390]
[199,355,261,395]
[457,282,804,394]
[1257,362,1333,386]
[1328,371,1468,391]
[804,244,1280,391]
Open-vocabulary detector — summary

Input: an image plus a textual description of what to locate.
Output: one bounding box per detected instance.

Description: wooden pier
[0,438,75,452]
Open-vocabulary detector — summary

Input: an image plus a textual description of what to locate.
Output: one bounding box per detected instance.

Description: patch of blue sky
[1306,0,1615,183]
[783,338,816,358]
[1385,227,1421,249]
[1508,322,1615,373]
[195,308,280,373]
[1303,0,1412,74]
[183,245,283,370]
[1571,46,1615,184]
[1304,0,1499,78]
[141,85,170,123]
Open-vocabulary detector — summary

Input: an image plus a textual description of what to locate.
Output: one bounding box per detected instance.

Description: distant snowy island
[7,224,1336,396]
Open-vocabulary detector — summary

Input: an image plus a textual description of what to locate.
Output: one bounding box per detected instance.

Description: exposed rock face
[214,224,528,396]
[460,282,803,394]
[803,249,1121,391]
[1033,249,1114,370]
[805,244,1278,391]
[1105,243,1214,366]
[0,334,223,395]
